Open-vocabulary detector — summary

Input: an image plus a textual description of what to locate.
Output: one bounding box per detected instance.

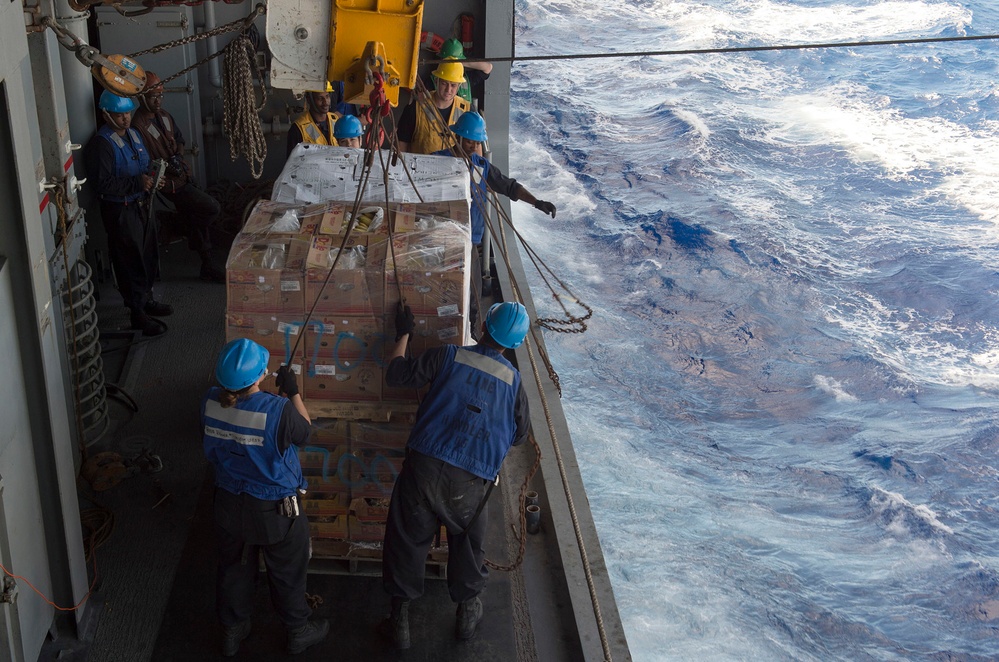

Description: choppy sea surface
[509,1,999,659]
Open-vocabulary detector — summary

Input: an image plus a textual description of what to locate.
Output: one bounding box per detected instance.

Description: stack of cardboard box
[224,146,472,554]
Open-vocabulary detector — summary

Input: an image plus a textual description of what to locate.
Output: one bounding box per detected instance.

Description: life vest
[96,124,150,203]
[457,76,472,104]
[202,388,307,500]
[292,110,341,146]
[434,149,490,245]
[406,345,520,480]
[411,96,471,155]
[132,109,187,187]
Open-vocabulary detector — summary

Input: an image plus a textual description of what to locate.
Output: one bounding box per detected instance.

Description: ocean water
[509,1,999,660]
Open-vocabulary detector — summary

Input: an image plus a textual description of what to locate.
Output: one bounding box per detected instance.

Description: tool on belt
[278,494,300,518]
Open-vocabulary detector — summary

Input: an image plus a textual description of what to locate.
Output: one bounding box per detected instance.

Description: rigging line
[427,32,999,65]
[487,211,613,659]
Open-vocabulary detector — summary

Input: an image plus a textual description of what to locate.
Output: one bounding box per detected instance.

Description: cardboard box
[386,269,466,317]
[225,312,308,358]
[408,314,466,355]
[304,358,382,401]
[303,493,348,517]
[309,516,348,540]
[349,496,390,522]
[348,515,385,542]
[242,200,322,237]
[226,236,309,313]
[351,420,411,452]
[310,419,351,448]
[300,447,349,494]
[305,315,389,362]
[343,439,405,498]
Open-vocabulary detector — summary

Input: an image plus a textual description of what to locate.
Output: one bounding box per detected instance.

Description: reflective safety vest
[293,111,341,146]
[411,96,471,155]
[96,125,150,203]
[434,149,490,245]
[202,388,307,500]
[406,345,520,480]
[132,110,188,188]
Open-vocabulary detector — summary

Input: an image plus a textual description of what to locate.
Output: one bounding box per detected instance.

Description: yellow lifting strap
[328,0,423,107]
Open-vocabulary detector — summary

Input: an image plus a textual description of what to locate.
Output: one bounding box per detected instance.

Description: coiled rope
[222,33,268,179]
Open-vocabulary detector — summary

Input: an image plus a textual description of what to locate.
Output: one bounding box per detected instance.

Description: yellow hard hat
[432,62,465,84]
[307,82,334,94]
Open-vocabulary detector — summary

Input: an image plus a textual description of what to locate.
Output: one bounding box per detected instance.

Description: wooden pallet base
[309,539,448,578]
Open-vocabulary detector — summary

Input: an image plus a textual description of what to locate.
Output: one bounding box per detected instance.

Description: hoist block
[329,0,423,107]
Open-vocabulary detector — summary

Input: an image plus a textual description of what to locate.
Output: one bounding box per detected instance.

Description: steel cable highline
[428,32,999,66]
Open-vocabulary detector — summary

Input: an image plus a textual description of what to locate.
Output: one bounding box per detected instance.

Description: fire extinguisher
[460,14,474,50]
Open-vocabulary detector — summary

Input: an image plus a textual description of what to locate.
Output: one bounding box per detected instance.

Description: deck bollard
[525,504,541,534]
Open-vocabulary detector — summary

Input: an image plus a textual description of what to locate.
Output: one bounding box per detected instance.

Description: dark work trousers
[213,488,313,630]
[382,450,490,603]
[100,199,159,311]
[160,183,221,254]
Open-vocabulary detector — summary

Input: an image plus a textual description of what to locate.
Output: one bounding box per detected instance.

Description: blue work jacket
[201,388,307,500]
[95,125,150,203]
[406,344,520,480]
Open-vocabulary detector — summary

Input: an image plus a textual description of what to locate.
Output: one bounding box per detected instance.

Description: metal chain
[128,5,263,58]
[485,433,541,572]
[128,4,265,90]
[222,33,267,179]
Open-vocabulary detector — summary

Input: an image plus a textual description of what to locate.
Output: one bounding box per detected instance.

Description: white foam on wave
[822,290,999,390]
[868,486,954,536]
[772,82,999,225]
[521,0,970,51]
[814,375,858,402]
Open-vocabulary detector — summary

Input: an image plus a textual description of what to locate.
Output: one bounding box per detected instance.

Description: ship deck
[38,223,622,661]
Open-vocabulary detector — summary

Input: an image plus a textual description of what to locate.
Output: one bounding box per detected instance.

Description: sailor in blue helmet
[333,114,364,149]
[85,90,172,336]
[434,112,556,330]
[434,111,556,247]
[201,339,329,657]
[379,301,533,649]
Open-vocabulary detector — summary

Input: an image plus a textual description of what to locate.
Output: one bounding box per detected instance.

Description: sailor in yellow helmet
[286,82,342,156]
[397,61,472,154]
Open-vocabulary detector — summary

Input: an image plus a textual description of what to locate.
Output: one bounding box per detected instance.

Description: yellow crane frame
[329,0,424,107]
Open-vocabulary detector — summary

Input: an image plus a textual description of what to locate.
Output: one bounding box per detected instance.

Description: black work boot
[286,618,329,655]
[129,309,166,337]
[377,597,410,649]
[221,620,251,657]
[455,596,483,640]
[143,300,174,317]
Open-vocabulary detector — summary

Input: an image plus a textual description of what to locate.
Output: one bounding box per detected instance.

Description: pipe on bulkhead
[54,1,97,177]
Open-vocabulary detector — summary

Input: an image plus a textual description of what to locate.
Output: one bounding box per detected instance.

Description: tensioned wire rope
[427,32,999,67]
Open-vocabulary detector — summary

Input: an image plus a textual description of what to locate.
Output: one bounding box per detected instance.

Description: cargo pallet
[310,539,448,578]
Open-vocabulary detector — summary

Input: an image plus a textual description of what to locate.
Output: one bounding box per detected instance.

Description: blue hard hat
[334,115,363,140]
[450,112,488,143]
[215,338,270,391]
[99,90,137,113]
[485,302,530,349]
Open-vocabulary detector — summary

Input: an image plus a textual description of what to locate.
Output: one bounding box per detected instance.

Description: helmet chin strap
[102,109,126,132]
